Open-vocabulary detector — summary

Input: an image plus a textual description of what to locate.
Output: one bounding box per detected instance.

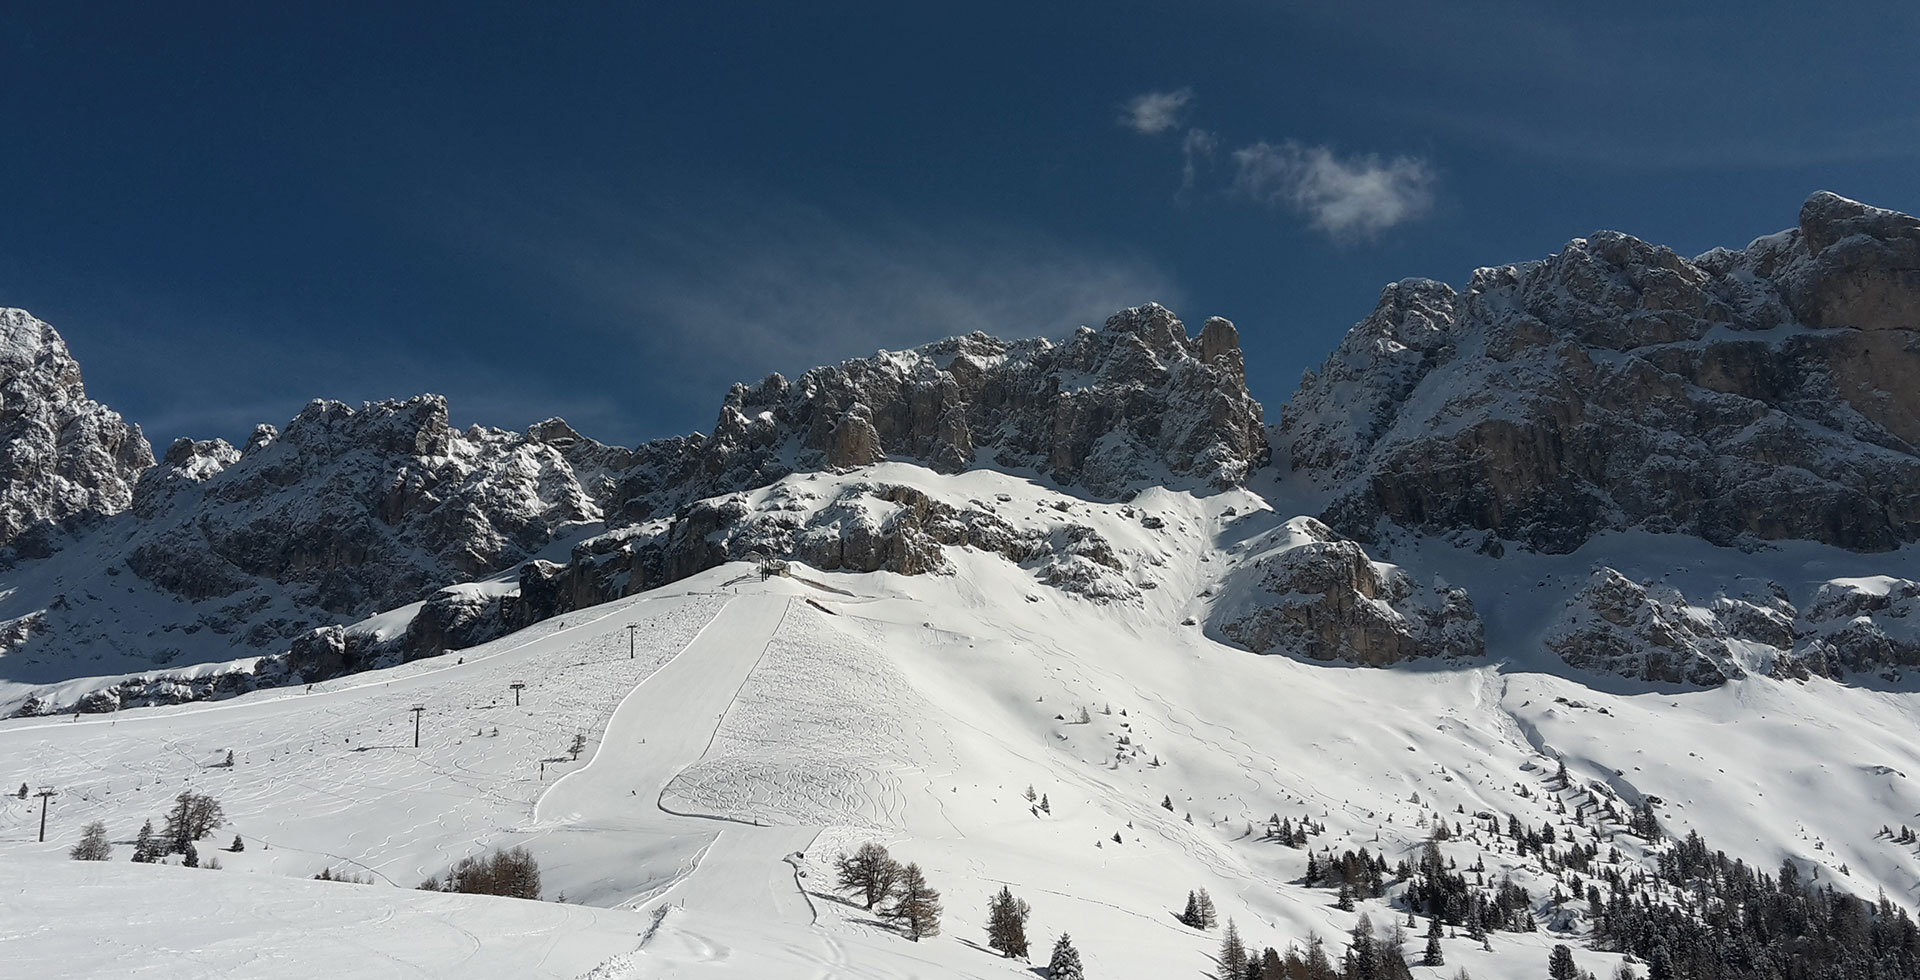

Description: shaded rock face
[0,309,154,545]
[624,304,1269,513]
[1286,193,1920,554]
[1547,570,1760,687]
[1796,577,1920,678]
[1547,569,1919,686]
[1214,517,1483,666]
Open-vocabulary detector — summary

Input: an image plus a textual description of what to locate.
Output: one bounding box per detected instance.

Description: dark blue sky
[5,2,1917,447]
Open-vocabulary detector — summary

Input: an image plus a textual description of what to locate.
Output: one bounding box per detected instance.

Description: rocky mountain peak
[0,308,154,547]
[1287,192,1920,554]
[630,304,1270,508]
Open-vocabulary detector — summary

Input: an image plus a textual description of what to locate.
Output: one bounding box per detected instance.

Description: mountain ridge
[2,191,1917,710]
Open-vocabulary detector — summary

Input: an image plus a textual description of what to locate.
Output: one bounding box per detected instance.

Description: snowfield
[5,463,1920,979]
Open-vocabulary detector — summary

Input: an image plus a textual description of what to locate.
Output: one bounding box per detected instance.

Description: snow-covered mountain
[3,192,1919,980]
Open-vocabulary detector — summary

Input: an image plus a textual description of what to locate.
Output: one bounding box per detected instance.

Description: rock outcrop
[508,479,1143,628]
[1286,192,1920,554]
[122,395,628,618]
[1546,569,1919,686]
[1213,517,1482,665]
[617,304,1268,514]
[0,309,154,547]
[1547,571,1766,686]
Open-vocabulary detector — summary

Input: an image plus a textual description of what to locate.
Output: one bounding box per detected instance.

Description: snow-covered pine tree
[69,820,110,861]
[1423,915,1444,966]
[1182,890,1202,928]
[1196,888,1218,929]
[230,834,245,852]
[1046,932,1084,980]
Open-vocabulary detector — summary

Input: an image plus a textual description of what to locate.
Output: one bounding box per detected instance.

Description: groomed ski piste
[6,463,1920,979]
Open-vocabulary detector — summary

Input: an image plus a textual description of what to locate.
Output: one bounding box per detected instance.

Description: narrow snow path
[525,594,819,922]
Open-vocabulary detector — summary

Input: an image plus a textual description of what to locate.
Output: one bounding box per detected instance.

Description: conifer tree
[880,862,941,941]
[1047,932,1085,980]
[1163,794,1174,811]
[1219,918,1248,980]
[986,885,1032,958]
[1183,890,1203,928]
[132,819,156,863]
[1423,915,1444,966]
[1547,944,1577,980]
[69,820,111,861]
[1196,888,1218,929]
[230,834,245,852]
[1344,915,1379,980]
[183,842,199,868]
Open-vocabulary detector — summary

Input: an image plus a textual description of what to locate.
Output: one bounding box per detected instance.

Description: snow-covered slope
[5,467,1920,980]
[5,193,1920,979]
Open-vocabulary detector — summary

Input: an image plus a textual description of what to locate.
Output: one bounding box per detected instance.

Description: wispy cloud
[463,194,1182,429]
[1179,128,1217,194]
[1231,141,1435,241]
[1121,89,1193,135]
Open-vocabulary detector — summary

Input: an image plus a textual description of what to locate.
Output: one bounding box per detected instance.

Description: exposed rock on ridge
[1286,192,1920,554]
[1548,568,1920,686]
[612,304,1269,517]
[0,309,154,547]
[1212,517,1483,666]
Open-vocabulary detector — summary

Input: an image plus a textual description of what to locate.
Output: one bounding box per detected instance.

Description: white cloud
[1179,128,1217,193]
[1121,89,1193,135]
[1232,141,1436,241]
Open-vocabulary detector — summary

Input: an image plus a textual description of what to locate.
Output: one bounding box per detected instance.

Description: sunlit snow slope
[6,465,1920,980]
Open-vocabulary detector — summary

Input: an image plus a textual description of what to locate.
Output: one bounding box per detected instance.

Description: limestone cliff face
[503,303,1268,628]
[1285,192,1920,555]
[612,303,1269,519]
[1211,517,1483,666]
[0,309,154,547]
